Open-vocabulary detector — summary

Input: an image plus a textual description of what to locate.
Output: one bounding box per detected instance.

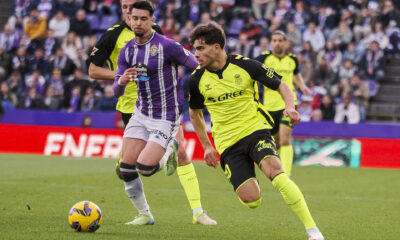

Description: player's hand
[204,146,219,168]
[120,67,137,84]
[283,108,301,126]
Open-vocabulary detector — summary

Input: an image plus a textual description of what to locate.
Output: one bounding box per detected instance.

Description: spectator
[199,12,212,25]
[60,0,80,19]
[251,0,276,20]
[337,58,357,83]
[0,46,12,81]
[25,69,46,96]
[249,36,270,59]
[161,16,179,39]
[80,86,99,112]
[353,7,375,42]
[298,95,313,121]
[43,29,59,59]
[274,0,290,21]
[209,1,224,21]
[379,0,400,28]
[297,52,312,84]
[62,32,83,65]
[8,0,38,29]
[342,42,363,65]
[358,40,385,81]
[69,9,92,38]
[27,48,49,77]
[48,10,70,41]
[362,22,389,50]
[17,86,45,109]
[319,94,335,120]
[303,21,325,51]
[63,69,91,108]
[48,68,64,97]
[310,108,323,122]
[50,48,76,78]
[283,0,311,32]
[343,74,369,121]
[286,21,302,52]
[7,71,24,96]
[36,0,58,19]
[179,20,195,43]
[328,20,353,50]
[312,56,336,86]
[334,94,360,124]
[1,81,18,109]
[81,114,92,127]
[24,6,47,41]
[317,40,342,72]
[12,47,28,77]
[0,24,20,53]
[235,33,253,57]
[301,41,317,66]
[74,48,88,74]
[43,85,61,110]
[65,84,81,112]
[239,16,262,41]
[96,85,117,112]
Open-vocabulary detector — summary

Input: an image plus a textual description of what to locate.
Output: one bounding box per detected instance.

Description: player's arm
[89,27,120,80]
[289,54,310,95]
[168,40,199,72]
[239,57,300,125]
[112,46,136,97]
[188,73,219,168]
[277,81,300,125]
[89,63,116,80]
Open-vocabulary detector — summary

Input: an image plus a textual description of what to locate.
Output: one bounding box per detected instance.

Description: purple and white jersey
[113,32,198,122]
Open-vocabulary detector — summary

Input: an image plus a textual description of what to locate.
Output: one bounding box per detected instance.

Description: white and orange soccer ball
[68,201,103,232]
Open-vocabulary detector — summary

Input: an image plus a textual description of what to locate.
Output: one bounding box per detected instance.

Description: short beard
[135,32,144,37]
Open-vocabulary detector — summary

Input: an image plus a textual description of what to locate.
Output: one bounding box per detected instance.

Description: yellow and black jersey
[189,55,282,154]
[89,21,163,114]
[255,51,299,111]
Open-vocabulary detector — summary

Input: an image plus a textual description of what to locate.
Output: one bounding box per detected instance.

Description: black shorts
[268,110,293,135]
[121,112,132,127]
[220,129,279,191]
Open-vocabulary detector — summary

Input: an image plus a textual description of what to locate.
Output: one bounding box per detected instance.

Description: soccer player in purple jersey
[112,1,216,226]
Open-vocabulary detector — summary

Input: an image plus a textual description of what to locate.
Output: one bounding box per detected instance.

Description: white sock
[193,207,203,217]
[124,177,152,216]
[306,226,324,239]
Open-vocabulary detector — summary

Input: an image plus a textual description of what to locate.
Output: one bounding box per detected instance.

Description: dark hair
[129,1,154,16]
[189,23,225,49]
[271,30,287,40]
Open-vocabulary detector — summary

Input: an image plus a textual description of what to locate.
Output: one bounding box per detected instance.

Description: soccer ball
[68,201,103,232]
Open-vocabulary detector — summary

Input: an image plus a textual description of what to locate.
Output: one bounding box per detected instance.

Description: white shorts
[124,110,181,149]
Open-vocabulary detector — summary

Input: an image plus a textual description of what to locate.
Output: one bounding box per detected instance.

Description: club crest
[150,44,158,56]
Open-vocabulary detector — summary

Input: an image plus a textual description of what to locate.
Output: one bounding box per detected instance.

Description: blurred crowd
[0,0,399,124]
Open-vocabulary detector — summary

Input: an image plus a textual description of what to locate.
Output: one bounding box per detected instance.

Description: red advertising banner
[0,124,211,160]
[359,138,400,169]
[1,124,399,169]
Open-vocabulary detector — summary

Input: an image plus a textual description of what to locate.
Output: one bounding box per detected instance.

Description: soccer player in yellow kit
[89,0,216,225]
[188,23,324,240]
[255,31,310,176]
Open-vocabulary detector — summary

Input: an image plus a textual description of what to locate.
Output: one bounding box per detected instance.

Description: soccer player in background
[112,1,216,225]
[188,23,324,240]
[255,31,310,176]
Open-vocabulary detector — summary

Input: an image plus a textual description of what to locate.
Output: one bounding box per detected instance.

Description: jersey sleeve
[232,56,282,90]
[112,45,130,97]
[254,54,267,63]
[188,70,205,109]
[290,54,299,74]
[167,40,199,71]
[89,26,121,67]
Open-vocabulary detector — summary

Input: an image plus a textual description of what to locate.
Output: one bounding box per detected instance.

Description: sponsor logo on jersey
[256,140,273,152]
[207,90,244,102]
[262,64,275,78]
[90,47,98,56]
[133,62,150,81]
[234,74,242,85]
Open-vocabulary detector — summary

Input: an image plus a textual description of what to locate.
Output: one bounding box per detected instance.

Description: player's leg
[253,131,323,239]
[136,116,180,177]
[116,112,133,179]
[122,113,154,225]
[175,127,217,225]
[221,138,262,209]
[279,122,294,176]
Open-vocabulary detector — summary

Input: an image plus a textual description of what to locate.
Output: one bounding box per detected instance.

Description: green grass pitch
[0,154,399,240]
